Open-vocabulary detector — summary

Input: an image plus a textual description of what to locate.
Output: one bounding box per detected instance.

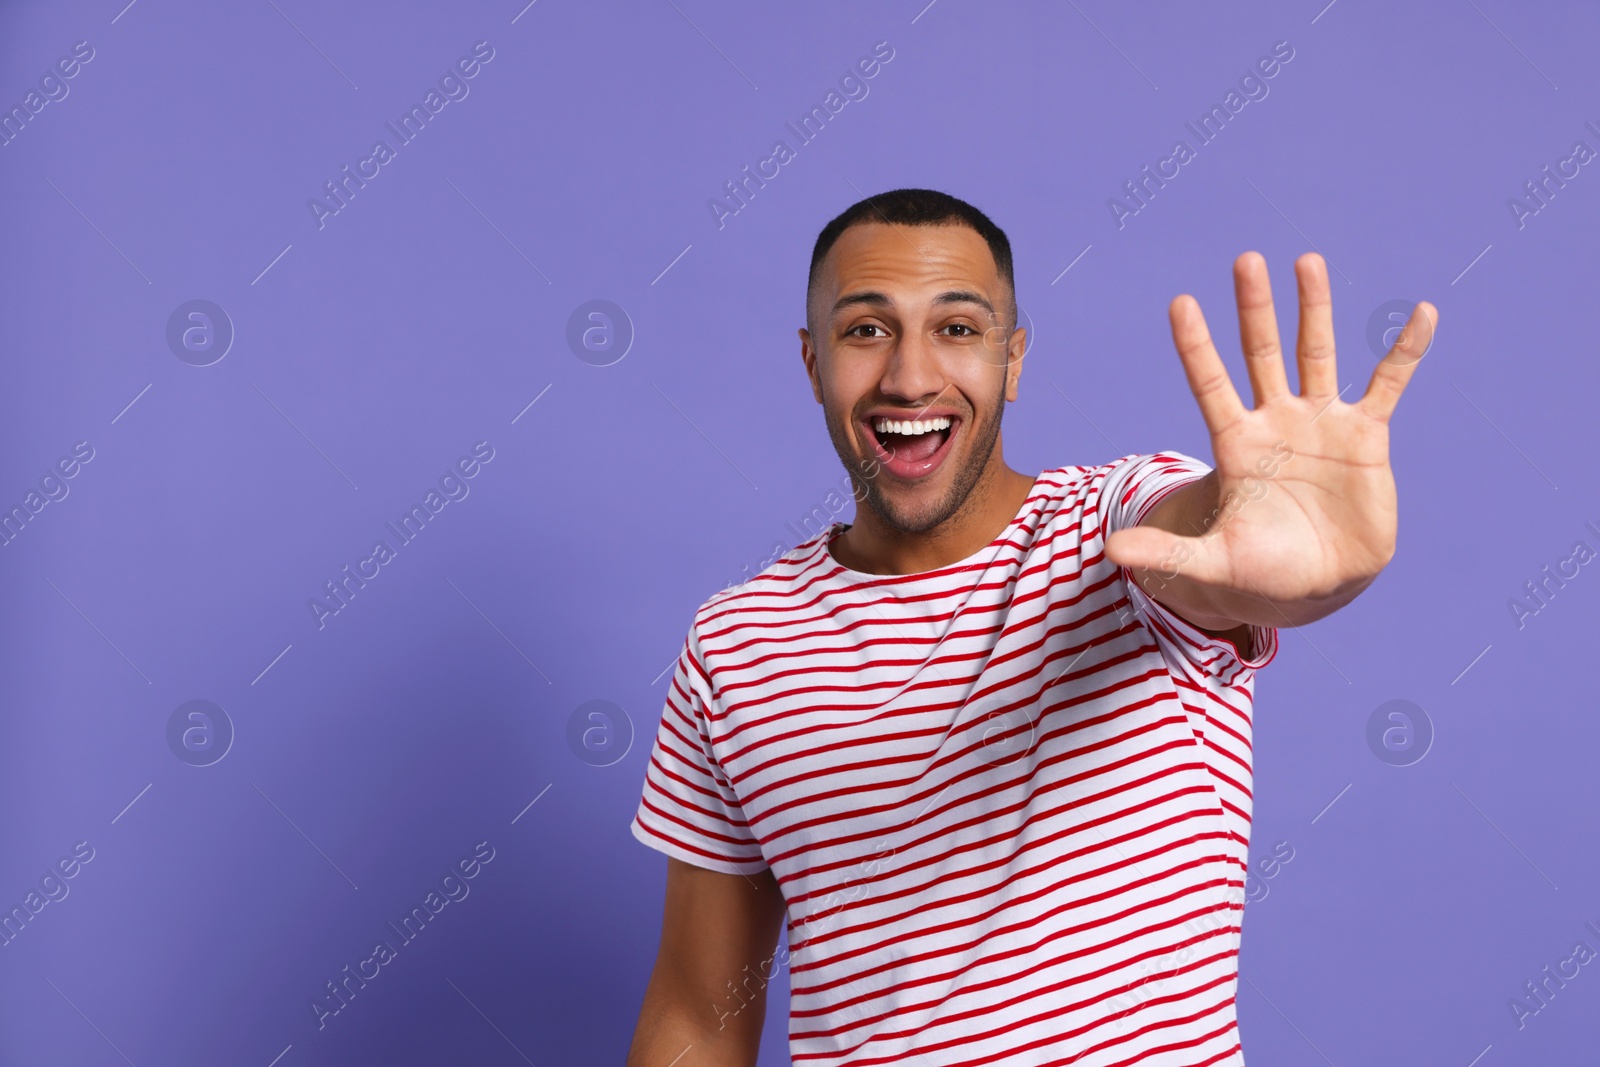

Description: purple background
[2,1,1596,1064]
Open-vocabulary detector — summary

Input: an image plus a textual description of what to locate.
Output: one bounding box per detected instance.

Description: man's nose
[879,330,944,402]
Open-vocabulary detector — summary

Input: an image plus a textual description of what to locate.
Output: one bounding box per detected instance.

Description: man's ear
[799,327,824,404]
[1004,324,1026,402]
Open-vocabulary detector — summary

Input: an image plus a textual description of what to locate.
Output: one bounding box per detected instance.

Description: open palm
[1106,252,1438,607]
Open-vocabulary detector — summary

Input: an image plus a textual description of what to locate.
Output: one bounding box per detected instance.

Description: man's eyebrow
[830,291,891,317]
[933,290,995,315]
[830,289,996,317]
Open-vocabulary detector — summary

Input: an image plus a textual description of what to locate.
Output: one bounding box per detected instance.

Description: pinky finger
[1359,301,1437,422]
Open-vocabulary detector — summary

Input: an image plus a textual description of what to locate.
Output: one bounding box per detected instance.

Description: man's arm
[1105,251,1437,633]
[627,857,788,1067]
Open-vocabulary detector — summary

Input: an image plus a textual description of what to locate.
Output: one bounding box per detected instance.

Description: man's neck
[830,464,1038,576]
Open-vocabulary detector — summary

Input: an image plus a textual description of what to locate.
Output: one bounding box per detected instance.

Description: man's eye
[943,324,977,336]
[848,324,886,338]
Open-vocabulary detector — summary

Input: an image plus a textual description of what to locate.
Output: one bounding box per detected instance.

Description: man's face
[800,221,1025,534]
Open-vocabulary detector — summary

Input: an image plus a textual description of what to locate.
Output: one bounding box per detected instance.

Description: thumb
[1104,526,1228,589]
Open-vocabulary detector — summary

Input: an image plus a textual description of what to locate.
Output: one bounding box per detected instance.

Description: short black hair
[806,188,1015,330]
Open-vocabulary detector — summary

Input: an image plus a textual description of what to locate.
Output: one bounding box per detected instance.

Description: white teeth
[873,416,952,436]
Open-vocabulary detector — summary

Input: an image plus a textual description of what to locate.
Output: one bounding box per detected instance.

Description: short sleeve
[1099,451,1278,677]
[1100,450,1217,537]
[630,628,769,876]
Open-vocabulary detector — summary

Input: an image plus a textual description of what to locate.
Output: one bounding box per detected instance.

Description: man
[626,189,1435,1066]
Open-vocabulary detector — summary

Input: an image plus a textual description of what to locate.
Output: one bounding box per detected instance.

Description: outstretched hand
[1106,251,1437,625]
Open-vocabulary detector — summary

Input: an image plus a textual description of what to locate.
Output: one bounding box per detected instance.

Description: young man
[626,189,1435,1066]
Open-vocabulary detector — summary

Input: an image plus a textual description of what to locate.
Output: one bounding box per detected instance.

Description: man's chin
[861,471,964,535]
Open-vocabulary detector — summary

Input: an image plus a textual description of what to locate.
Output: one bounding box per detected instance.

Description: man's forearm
[626,973,766,1067]
[1131,472,1375,631]
[626,1012,755,1067]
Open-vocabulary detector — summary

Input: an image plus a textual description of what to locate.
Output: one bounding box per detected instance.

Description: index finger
[1170,294,1249,435]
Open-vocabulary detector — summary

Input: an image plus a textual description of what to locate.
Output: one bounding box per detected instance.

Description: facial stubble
[824,356,1009,536]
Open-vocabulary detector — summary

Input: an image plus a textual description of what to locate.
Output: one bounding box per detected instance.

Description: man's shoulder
[1037,452,1201,490]
[1072,450,1210,482]
[1028,454,1196,512]
[1063,451,1214,519]
[688,531,835,640]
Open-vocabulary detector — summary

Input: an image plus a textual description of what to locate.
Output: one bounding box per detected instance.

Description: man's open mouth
[865,414,959,480]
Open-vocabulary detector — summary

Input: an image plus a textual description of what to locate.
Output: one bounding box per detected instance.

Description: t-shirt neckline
[819,473,1048,583]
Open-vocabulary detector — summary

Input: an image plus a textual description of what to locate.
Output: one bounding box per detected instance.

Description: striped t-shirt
[631,451,1278,1066]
